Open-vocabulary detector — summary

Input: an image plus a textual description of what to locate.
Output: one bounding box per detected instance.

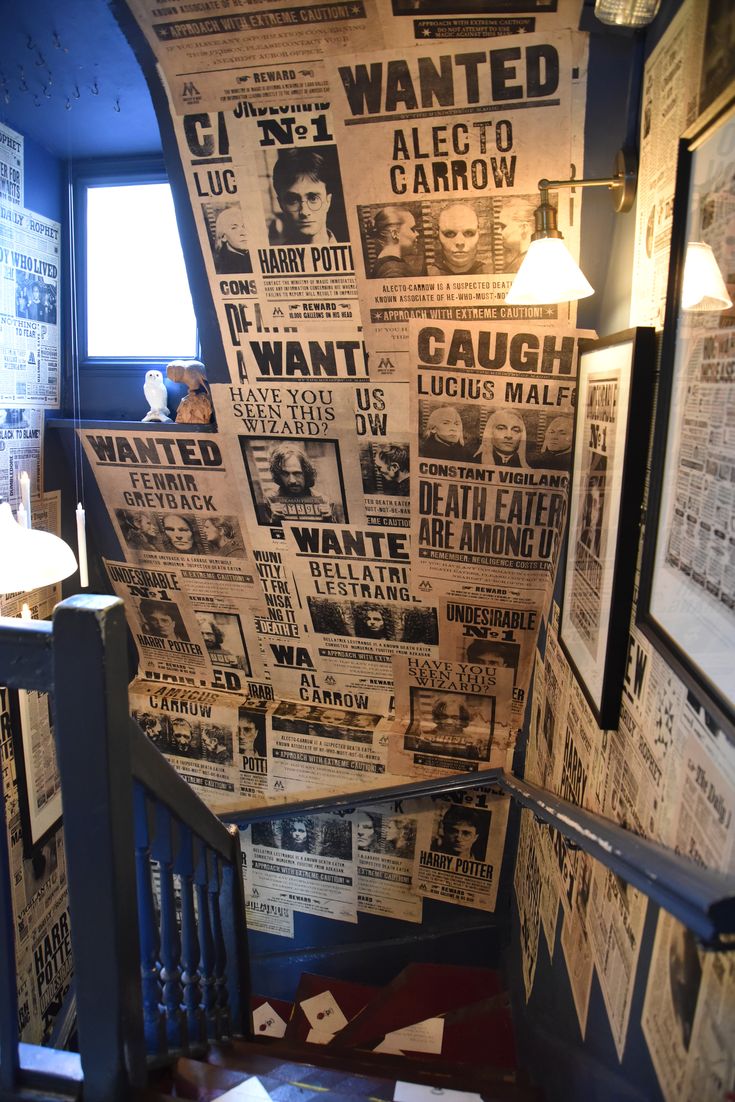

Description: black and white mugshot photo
[262,146,349,246]
[429,801,491,862]
[307,597,439,645]
[194,611,251,675]
[425,199,494,277]
[134,712,233,764]
[117,510,246,557]
[418,402,570,470]
[405,688,495,762]
[357,201,426,279]
[201,201,253,274]
[252,814,352,860]
[137,598,189,642]
[359,441,410,497]
[353,809,417,858]
[239,437,347,527]
[463,638,520,683]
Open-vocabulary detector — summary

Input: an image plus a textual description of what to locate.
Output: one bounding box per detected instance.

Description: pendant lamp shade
[681,242,733,312]
[505,237,594,306]
[0,502,78,596]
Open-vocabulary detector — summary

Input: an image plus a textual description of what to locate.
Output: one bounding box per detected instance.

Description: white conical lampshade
[681,242,733,312]
[0,502,78,596]
[505,237,594,305]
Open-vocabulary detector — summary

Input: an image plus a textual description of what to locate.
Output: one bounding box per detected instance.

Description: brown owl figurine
[165,360,213,424]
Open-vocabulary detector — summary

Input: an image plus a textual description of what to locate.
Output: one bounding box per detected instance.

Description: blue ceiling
[0,0,162,161]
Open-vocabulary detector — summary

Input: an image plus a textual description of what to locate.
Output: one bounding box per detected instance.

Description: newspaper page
[355,382,411,529]
[1,688,71,1045]
[390,655,514,778]
[409,320,587,601]
[561,343,631,705]
[242,811,358,921]
[286,521,440,716]
[0,123,23,207]
[587,864,647,1062]
[352,800,424,922]
[413,789,509,911]
[0,406,43,510]
[668,694,735,873]
[325,32,585,351]
[630,0,706,328]
[0,202,60,405]
[245,894,295,939]
[170,101,364,335]
[514,807,541,1001]
[129,681,244,810]
[642,912,735,1102]
[559,850,593,1040]
[267,700,388,797]
[124,0,383,112]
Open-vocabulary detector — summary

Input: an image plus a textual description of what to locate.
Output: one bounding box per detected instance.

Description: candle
[19,471,31,527]
[17,502,27,529]
[76,503,89,588]
[20,603,32,620]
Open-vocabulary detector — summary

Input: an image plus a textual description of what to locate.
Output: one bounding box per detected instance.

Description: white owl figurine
[142,369,172,422]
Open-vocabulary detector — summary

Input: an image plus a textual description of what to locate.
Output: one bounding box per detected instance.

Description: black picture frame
[638,89,735,736]
[9,688,63,856]
[560,327,656,729]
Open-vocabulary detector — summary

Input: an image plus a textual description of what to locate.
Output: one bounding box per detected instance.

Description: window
[74,159,198,365]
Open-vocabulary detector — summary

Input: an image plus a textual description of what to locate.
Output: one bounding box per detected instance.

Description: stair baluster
[208,854,231,1039]
[134,784,166,1057]
[176,825,206,1053]
[195,844,219,1040]
[153,804,187,1053]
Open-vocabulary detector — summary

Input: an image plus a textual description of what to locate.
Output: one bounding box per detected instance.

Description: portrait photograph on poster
[639,91,735,734]
[560,327,656,729]
[9,689,62,855]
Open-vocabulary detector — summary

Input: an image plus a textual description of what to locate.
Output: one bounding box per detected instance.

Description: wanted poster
[130,681,241,810]
[0,203,60,406]
[191,596,271,696]
[215,382,364,532]
[241,811,358,921]
[642,912,735,1102]
[437,593,540,730]
[171,102,365,336]
[391,655,514,778]
[267,701,388,797]
[326,32,585,349]
[409,320,587,601]
[105,559,215,682]
[286,521,440,715]
[352,801,424,923]
[123,0,383,112]
[80,427,262,605]
[413,789,510,911]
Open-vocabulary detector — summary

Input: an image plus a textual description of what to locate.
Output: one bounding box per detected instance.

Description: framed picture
[638,90,735,734]
[9,689,63,855]
[560,327,656,728]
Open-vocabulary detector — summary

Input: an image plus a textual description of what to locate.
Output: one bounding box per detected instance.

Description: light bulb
[505,238,594,306]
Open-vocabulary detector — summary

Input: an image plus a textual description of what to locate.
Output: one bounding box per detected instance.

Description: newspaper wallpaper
[0,0,733,1087]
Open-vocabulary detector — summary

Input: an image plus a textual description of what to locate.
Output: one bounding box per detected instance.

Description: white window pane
[86,183,197,358]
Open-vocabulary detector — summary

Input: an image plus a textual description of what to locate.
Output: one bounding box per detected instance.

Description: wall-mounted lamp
[505,150,637,306]
[594,0,662,28]
[681,242,733,313]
